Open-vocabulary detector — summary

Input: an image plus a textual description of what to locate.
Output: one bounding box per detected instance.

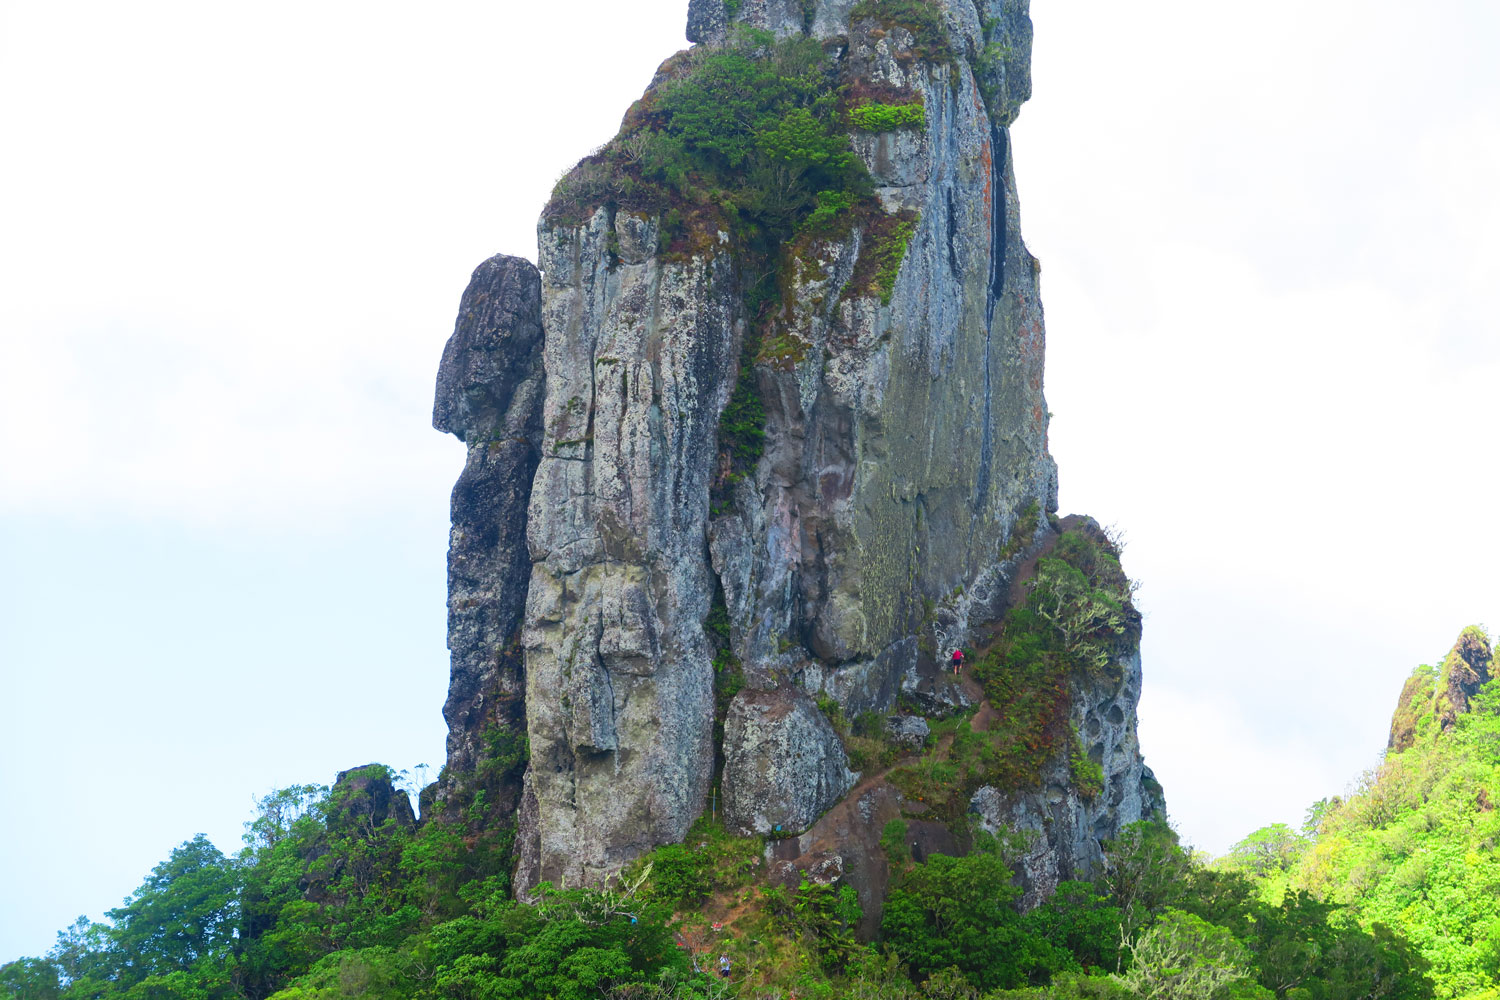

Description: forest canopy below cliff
[8,628,1499,999]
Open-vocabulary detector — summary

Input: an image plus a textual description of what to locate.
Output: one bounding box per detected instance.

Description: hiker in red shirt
[950,648,964,674]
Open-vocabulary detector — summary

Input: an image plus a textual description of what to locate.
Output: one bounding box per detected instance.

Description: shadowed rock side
[431,0,1161,902]
[429,255,545,827]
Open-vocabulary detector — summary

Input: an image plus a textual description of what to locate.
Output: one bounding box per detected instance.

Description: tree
[880,852,1064,989]
[1115,909,1270,1000]
[1101,823,1194,940]
[107,834,241,981]
[0,956,61,1000]
[1221,824,1308,878]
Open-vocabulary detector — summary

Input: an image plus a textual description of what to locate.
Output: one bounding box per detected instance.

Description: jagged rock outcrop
[303,765,416,907]
[431,0,1162,903]
[1436,627,1493,730]
[328,763,416,833]
[1389,626,1494,752]
[428,255,545,826]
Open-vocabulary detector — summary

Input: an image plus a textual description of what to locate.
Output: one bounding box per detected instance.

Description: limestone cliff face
[432,0,1161,902]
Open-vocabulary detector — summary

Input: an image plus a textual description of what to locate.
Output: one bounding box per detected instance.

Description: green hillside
[1217,627,1500,1000]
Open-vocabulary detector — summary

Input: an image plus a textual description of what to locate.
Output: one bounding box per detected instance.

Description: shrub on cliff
[546,27,871,257]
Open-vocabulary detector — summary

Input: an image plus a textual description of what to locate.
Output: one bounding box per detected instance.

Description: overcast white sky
[2,0,1496,965]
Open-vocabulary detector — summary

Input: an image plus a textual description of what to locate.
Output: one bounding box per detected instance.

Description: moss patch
[843,208,920,306]
[848,100,926,131]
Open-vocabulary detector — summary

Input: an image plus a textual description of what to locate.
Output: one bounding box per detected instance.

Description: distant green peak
[1387,625,1493,753]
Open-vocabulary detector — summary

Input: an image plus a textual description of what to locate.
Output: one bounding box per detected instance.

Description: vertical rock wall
[708,0,1057,831]
[431,0,1162,900]
[517,209,738,889]
[429,256,545,826]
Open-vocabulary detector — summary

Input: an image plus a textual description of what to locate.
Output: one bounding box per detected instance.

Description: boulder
[723,687,856,836]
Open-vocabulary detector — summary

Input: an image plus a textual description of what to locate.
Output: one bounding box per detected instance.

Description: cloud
[0,0,691,528]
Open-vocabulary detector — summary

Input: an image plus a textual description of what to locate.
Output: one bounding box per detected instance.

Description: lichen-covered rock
[885,715,930,750]
[515,207,738,891]
[722,686,856,835]
[429,255,544,825]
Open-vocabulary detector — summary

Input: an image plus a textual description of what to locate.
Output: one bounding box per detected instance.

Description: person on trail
[718,954,732,979]
[950,648,964,674]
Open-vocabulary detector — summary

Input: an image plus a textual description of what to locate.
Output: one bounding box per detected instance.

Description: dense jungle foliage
[0,794,1434,1000]
[10,631,1498,1000]
[1217,627,1500,999]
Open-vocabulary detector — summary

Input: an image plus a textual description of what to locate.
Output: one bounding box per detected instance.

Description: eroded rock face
[722,687,857,835]
[431,0,1160,902]
[515,208,737,890]
[429,255,545,825]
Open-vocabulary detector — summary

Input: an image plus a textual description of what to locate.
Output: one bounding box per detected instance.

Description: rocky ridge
[430,0,1162,909]
[1388,626,1494,753]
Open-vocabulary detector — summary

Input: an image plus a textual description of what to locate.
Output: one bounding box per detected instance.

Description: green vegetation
[1217,627,1500,999]
[887,525,1141,812]
[712,342,765,505]
[9,541,1457,1000]
[820,700,903,774]
[974,41,1013,116]
[999,499,1043,562]
[872,215,917,305]
[1068,726,1105,801]
[706,579,745,794]
[1,783,1440,1000]
[0,772,705,1000]
[871,822,1429,998]
[848,101,926,131]
[546,28,872,255]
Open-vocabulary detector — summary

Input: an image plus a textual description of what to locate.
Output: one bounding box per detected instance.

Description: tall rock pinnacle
[431,0,1161,906]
